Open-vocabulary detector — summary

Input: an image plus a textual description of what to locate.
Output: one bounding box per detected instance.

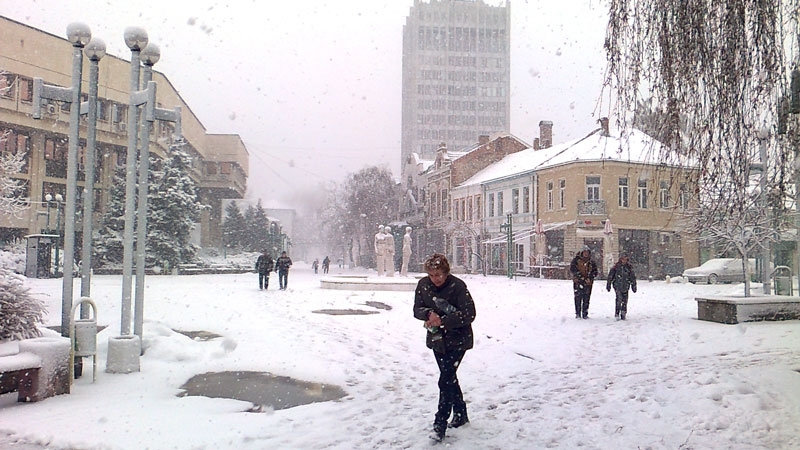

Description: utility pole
[500,213,513,279]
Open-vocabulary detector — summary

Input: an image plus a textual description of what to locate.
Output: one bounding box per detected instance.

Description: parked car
[682,258,754,284]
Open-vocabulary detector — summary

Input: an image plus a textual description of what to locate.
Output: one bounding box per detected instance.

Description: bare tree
[605,1,798,294]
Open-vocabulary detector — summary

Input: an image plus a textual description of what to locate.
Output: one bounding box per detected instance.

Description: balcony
[577,199,606,216]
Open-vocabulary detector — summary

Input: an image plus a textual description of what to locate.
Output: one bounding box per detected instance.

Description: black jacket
[275,255,292,272]
[606,261,637,293]
[413,274,476,352]
[255,255,274,274]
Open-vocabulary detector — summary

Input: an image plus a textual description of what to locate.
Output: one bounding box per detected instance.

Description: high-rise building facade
[401,0,511,165]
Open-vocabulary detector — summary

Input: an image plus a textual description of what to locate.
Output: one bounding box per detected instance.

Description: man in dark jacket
[606,253,637,320]
[255,250,274,290]
[570,245,598,319]
[275,251,292,290]
[413,253,476,442]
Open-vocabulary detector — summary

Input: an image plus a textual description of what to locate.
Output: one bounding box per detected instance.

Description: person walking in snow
[255,249,274,290]
[413,253,476,442]
[606,253,637,320]
[570,245,598,319]
[322,256,330,274]
[312,258,319,274]
[275,251,293,290]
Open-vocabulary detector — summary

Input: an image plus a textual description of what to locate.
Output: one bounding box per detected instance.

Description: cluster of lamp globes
[65,22,162,67]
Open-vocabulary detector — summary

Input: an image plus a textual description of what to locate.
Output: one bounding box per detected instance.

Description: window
[441,190,448,217]
[659,180,669,208]
[559,179,566,209]
[468,197,473,221]
[522,186,530,213]
[475,195,481,220]
[512,188,519,214]
[546,181,554,211]
[586,176,600,201]
[679,183,689,210]
[430,191,438,217]
[618,177,629,208]
[18,76,33,103]
[460,199,466,222]
[637,179,648,208]
[497,191,504,216]
[0,73,15,99]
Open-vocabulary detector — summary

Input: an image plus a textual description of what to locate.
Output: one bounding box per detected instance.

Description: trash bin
[772,266,793,296]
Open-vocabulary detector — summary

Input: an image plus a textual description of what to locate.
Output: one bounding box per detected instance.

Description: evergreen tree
[146,147,202,270]
[250,199,270,252]
[93,166,127,266]
[222,201,246,251]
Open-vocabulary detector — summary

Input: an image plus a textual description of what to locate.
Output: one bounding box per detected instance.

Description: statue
[384,226,395,277]
[401,227,412,276]
[374,224,386,276]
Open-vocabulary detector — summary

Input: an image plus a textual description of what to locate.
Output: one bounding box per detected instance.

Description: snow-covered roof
[462,128,679,187]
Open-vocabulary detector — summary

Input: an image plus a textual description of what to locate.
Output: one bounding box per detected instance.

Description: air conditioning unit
[117,122,127,133]
[46,104,57,115]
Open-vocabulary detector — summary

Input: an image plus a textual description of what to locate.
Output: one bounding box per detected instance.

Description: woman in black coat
[413,253,476,441]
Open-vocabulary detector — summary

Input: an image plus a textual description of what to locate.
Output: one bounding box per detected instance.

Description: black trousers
[433,348,467,426]
[259,273,270,289]
[278,270,289,289]
[614,289,629,316]
[573,282,593,316]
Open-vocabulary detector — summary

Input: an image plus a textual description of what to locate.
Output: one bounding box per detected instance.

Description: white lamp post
[120,26,148,337]
[79,37,106,309]
[757,126,771,295]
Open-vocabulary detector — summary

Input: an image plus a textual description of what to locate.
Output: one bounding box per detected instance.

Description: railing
[577,199,606,215]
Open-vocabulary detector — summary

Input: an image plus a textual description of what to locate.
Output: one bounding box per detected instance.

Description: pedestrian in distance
[255,249,274,290]
[570,245,598,319]
[322,256,330,274]
[413,253,476,442]
[312,258,319,274]
[606,253,637,320]
[275,251,293,290]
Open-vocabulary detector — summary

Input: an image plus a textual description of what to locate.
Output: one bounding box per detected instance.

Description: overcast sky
[0,0,610,210]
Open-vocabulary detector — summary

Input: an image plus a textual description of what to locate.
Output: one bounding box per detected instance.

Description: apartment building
[0,17,248,251]
[451,123,700,278]
[401,0,511,166]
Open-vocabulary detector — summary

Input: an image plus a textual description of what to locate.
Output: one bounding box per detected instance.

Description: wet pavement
[178,370,347,411]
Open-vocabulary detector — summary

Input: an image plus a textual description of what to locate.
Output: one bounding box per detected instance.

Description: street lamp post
[120,26,148,337]
[757,126,771,295]
[500,213,513,279]
[79,37,106,311]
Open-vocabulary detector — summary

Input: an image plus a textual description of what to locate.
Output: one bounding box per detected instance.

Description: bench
[0,352,42,402]
[696,295,800,324]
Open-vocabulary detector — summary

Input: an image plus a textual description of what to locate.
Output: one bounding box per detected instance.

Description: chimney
[533,137,540,150]
[599,117,610,136]
[539,120,553,148]
[478,135,490,146]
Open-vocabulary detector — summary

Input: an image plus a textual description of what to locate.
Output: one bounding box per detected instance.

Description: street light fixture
[79,37,106,310]
[133,42,160,340]
[120,26,148,337]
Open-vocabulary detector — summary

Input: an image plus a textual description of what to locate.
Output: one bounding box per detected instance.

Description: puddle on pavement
[178,371,346,412]
[174,330,222,341]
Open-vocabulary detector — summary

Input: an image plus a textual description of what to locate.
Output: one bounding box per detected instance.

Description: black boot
[449,412,469,428]
[431,421,446,441]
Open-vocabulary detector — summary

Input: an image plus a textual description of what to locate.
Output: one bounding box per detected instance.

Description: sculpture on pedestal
[384,226,395,277]
[401,227,412,276]
[374,225,386,276]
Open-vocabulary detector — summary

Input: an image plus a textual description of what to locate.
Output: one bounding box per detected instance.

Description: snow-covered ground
[1,264,799,449]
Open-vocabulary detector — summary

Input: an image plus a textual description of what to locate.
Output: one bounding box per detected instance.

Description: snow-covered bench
[0,344,42,402]
[696,295,800,324]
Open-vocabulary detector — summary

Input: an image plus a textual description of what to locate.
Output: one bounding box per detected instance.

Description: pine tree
[146,146,202,271]
[250,199,270,252]
[93,166,127,267]
[222,201,246,251]
[0,268,46,340]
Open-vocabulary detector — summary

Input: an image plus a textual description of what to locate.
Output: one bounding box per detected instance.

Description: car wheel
[708,274,718,284]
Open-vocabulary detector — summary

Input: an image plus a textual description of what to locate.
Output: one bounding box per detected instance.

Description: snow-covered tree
[605,0,796,295]
[0,268,45,340]
[0,134,28,218]
[147,146,202,271]
[94,166,126,267]
[246,199,271,252]
[222,201,246,251]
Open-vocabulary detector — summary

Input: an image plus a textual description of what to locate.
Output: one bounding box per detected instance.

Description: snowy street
[1,265,799,449]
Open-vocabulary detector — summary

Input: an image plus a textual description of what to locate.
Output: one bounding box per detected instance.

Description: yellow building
[0,16,248,249]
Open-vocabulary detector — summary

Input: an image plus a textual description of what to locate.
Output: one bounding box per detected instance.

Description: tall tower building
[401,0,511,165]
